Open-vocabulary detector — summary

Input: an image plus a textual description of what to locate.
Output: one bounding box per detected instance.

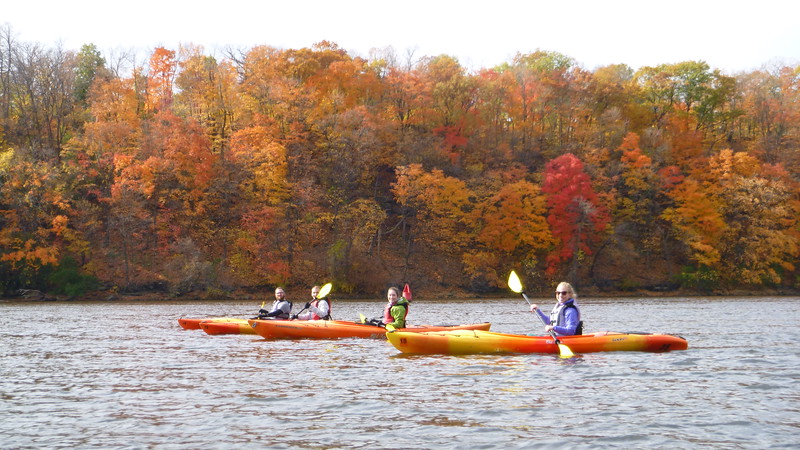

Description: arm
[534,308,550,325]
[552,307,580,336]
[263,307,286,318]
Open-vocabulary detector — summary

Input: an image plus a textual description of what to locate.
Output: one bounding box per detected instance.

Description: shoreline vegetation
[1,29,799,300]
[5,285,797,303]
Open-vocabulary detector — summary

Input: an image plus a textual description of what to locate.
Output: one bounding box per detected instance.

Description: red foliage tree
[542,153,610,279]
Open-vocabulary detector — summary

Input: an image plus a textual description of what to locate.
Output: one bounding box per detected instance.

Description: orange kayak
[199,319,256,335]
[248,319,492,340]
[386,330,688,355]
[177,317,243,330]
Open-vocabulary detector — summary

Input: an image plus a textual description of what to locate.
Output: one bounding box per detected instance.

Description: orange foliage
[392,164,472,254]
[3,39,800,294]
[146,47,177,113]
[473,180,552,253]
[662,178,727,266]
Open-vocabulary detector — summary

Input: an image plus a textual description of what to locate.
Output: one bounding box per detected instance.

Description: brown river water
[1,296,798,448]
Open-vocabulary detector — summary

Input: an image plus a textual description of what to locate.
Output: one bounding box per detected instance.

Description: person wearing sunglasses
[529,282,583,336]
[257,287,293,320]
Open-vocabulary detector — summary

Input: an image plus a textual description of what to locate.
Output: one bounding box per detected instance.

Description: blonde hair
[556,282,576,299]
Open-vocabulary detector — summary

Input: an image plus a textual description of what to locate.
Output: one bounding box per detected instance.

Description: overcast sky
[4,0,799,73]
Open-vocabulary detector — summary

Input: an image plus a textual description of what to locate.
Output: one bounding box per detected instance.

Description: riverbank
[4,284,798,302]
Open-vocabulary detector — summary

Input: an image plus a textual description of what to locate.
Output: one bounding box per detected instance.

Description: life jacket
[309,298,331,320]
[550,300,583,335]
[383,298,409,327]
[272,300,293,320]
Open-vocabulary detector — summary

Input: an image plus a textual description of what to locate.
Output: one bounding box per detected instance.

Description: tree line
[1,26,798,298]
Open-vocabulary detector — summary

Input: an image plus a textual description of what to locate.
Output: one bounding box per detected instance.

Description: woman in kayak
[292,285,331,320]
[530,282,583,336]
[258,287,293,319]
[382,286,410,329]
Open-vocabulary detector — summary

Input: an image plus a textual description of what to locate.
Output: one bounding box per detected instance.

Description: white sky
[4,0,799,74]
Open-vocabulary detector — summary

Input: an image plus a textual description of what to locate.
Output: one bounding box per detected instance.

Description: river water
[1,296,798,449]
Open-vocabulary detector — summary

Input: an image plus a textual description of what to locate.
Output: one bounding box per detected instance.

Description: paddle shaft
[293,301,315,318]
[294,297,332,319]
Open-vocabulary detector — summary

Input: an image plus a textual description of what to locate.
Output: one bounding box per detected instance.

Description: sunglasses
[556,291,569,295]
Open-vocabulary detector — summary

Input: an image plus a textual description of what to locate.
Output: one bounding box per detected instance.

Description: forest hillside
[1,29,799,299]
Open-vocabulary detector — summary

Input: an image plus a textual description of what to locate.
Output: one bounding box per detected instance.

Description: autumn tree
[103,110,220,292]
[320,198,387,292]
[584,64,647,150]
[145,47,177,113]
[736,66,800,171]
[662,148,800,288]
[8,42,78,160]
[542,153,610,281]
[472,67,516,162]
[634,61,737,159]
[174,44,240,155]
[225,125,292,285]
[0,153,84,292]
[499,50,586,164]
[466,179,553,288]
[417,55,478,167]
[392,164,474,280]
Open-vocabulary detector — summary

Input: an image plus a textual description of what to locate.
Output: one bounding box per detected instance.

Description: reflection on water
[1,297,799,448]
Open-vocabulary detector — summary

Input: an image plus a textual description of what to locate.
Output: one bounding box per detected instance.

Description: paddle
[250,301,268,320]
[358,313,386,327]
[508,271,575,358]
[292,283,333,319]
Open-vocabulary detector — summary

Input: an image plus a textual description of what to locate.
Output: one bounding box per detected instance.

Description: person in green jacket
[381,286,410,329]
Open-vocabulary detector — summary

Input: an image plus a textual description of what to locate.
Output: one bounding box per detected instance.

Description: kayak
[199,319,257,335]
[178,317,243,330]
[386,330,688,355]
[248,319,492,340]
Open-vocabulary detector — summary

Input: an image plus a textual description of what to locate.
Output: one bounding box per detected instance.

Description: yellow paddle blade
[359,313,367,324]
[317,282,333,299]
[508,271,523,294]
[385,324,396,332]
[557,343,576,358]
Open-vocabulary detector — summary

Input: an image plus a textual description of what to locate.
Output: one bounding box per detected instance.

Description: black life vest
[565,303,583,335]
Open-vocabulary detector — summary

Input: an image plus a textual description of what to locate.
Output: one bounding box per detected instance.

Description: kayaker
[258,287,293,319]
[530,281,583,336]
[381,286,410,329]
[292,285,331,320]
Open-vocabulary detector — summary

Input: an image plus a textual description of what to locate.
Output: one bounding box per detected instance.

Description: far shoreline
[3,286,798,303]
